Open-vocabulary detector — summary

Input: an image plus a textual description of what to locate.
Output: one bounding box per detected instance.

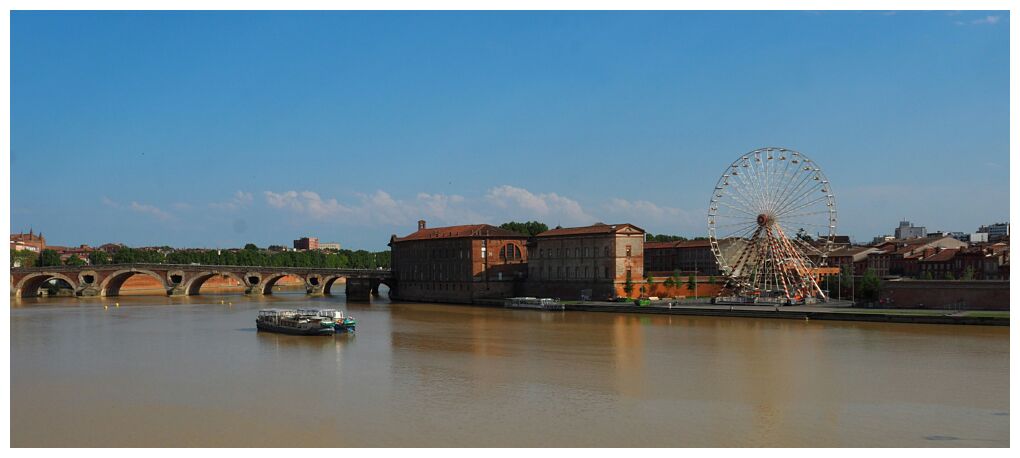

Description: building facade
[389,220,529,304]
[10,230,46,252]
[293,237,319,251]
[977,222,1010,242]
[524,223,645,300]
[894,221,926,240]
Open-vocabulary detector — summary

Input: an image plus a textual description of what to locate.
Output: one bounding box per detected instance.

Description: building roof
[390,224,527,243]
[828,246,878,257]
[920,248,960,263]
[536,223,644,238]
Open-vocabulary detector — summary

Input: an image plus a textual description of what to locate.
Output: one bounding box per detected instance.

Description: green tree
[961,266,975,281]
[11,249,37,268]
[859,269,881,303]
[244,243,259,251]
[795,228,813,242]
[64,254,86,266]
[38,249,63,267]
[663,276,675,288]
[623,270,634,297]
[499,221,549,237]
[686,275,697,294]
[671,270,682,290]
[944,271,955,280]
[921,271,934,280]
[839,264,854,294]
[646,234,688,243]
[708,275,716,285]
[88,250,110,265]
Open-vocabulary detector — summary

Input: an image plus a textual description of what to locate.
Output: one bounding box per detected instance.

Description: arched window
[501,243,522,260]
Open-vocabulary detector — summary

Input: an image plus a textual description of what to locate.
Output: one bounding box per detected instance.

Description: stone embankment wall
[878,280,1009,311]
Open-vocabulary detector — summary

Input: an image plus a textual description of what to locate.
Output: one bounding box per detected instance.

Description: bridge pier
[305,274,325,296]
[345,278,373,301]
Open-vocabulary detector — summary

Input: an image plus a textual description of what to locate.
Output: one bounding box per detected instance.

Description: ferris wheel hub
[756,213,774,227]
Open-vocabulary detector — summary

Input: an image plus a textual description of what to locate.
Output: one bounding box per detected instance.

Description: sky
[10,11,1010,251]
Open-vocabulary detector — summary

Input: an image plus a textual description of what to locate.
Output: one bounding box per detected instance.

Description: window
[539,248,544,258]
[604,266,610,278]
[604,246,610,257]
[575,248,580,257]
[557,266,562,278]
[626,245,632,257]
[584,266,590,278]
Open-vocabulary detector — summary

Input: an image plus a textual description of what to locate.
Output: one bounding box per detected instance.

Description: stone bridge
[10,263,395,300]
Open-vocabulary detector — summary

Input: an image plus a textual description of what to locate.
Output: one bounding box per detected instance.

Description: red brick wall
[879,280,1009,310]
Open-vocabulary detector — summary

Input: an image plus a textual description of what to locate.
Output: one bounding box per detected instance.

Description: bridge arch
[99,269,167,297]
[184,271,246,296]
[15,272,79,298]
[322,275,347,295]
[260,272,295,295]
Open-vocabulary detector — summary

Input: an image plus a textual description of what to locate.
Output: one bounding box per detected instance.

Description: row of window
[530,265,614,280]
[536,245,632,259]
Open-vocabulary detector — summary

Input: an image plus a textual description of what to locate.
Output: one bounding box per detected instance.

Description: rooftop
[391,224,528,243]
[536,223,644,237]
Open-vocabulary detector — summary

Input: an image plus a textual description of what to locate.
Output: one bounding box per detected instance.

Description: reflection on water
[10,292,1009,447]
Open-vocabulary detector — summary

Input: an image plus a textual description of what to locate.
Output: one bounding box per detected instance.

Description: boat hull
[257,322,335,336]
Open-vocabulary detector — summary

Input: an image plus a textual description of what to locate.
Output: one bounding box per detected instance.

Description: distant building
[867,236,967,277]
[976,222,1009,242]
[524,223,645,300]
[644,239,723,276]
[293,237,319,251]
[319,242,341,251]
[10,229,46,252]
[827,246,881,276]
[970,232,989,243]
[872,235,895,245]
[389,220,529,304]
[894,221,926,240]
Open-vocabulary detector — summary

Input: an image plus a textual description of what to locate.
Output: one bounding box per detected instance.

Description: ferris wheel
[707,147,836,303]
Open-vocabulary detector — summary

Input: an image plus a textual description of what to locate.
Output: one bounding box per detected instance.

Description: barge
[256,309,335,336]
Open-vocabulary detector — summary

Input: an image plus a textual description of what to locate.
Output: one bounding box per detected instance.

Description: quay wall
[878,280,1009,311]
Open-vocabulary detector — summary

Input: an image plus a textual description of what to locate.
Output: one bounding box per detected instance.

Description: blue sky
[10,11,1009,251]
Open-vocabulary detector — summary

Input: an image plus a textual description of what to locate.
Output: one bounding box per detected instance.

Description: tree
[38,249,62,267]
[796,228,813,242]
[859,269,881,303]
[686,275,697,294]
[499,221,549,237]
[921,271,934,280]
[944,271,955,281]
[839,264,854,295]
[623,270,634,297]
[646,234,688,243]
[244,243,259,251]
[11,249,37,268]
[663,276,675,288]
[708,275,716,285]
[64,254,86,266]
[961,266,975,281]
[88,250,110,265]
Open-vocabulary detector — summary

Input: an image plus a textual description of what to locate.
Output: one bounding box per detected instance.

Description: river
[10,290,1009,447]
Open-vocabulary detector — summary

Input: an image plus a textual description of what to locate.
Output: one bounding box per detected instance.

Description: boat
[256,309,335,336]
[504,297,564,311]
[313,308,357,333]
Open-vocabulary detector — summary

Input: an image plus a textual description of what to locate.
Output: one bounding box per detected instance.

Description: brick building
[10,229,46,252]
[826,246,880,275]
[293,237,319,251]
[389,220,529,304]
[524,223,645,300]
[867,236,968,277]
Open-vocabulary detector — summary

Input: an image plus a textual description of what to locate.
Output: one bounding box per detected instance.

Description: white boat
[504,297,564,311]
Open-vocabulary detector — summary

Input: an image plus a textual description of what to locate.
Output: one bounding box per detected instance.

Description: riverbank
[560,301,1009,326]
[474,298,1009,326]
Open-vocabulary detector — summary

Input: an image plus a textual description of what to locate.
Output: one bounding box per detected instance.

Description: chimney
[418,220,426,230]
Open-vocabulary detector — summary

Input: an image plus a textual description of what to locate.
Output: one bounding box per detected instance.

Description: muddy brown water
[10,291,1009,447]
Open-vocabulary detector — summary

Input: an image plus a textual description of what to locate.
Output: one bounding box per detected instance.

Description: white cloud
[602,198,698,232]
[957,15,1002,26]
[972,15,1001,25]
[101,196,120,208]
[485,185,593,224]
[210,191,254,210]
[263,189,484,227]
[129,202,173,221]
[262,185,699,234]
